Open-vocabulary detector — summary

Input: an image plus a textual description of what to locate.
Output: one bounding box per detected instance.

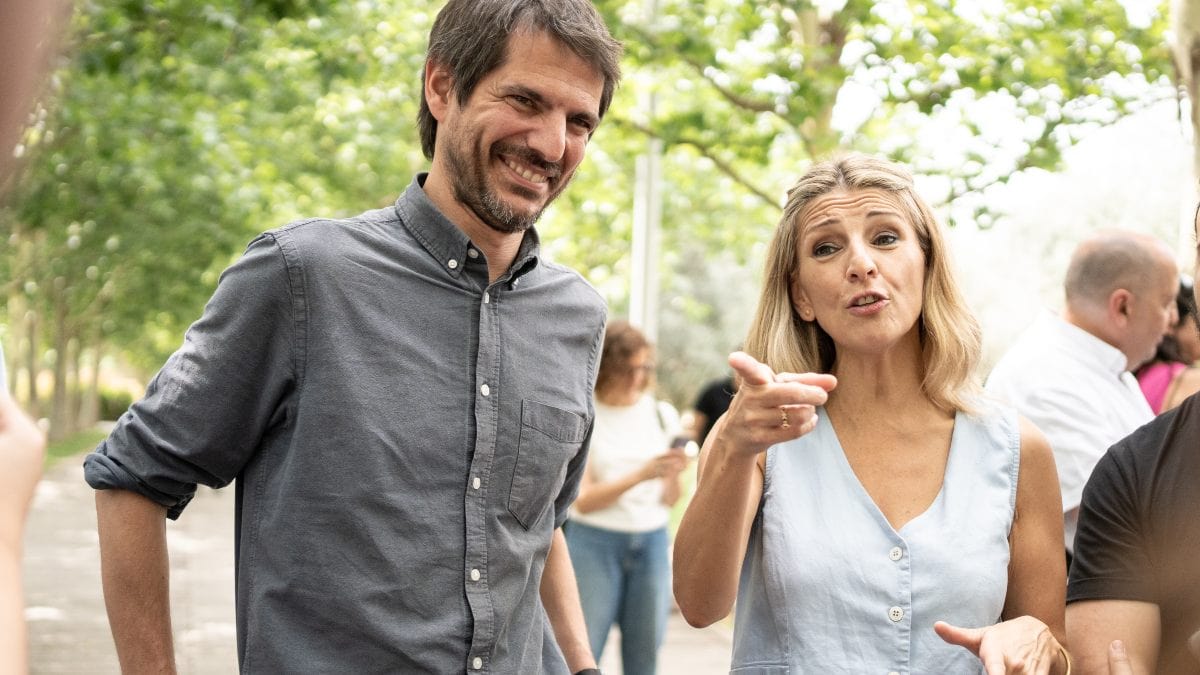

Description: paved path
[23,455,731,674]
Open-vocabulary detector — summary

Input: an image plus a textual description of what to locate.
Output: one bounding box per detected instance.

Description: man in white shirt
[986,231,1178,557]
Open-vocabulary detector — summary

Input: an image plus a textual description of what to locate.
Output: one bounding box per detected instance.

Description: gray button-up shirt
[84,175,606,673]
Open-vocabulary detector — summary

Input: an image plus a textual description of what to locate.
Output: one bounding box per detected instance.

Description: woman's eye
[813,243,837,257]
[874,232,898,246]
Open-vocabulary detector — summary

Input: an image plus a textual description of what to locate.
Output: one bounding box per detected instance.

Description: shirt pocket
[507,399,587,530]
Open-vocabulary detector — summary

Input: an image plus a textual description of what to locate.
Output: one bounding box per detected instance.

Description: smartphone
[671,435,699,458]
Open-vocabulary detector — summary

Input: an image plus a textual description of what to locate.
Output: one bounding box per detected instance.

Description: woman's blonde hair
[743,153,981,413]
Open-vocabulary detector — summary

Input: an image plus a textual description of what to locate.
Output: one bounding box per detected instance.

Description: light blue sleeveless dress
[730,403,1020,674]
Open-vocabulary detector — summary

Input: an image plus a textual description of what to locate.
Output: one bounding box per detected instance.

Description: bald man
[986,231,1178,558]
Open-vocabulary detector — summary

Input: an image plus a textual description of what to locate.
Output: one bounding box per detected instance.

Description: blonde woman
[673,155,1070,674]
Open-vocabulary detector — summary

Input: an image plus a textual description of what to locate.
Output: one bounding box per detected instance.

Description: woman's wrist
[1057,642,1072,675]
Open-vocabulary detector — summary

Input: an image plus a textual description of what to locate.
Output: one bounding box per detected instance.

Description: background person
[1,1,61,671]
[673,154,1070,674]
[0,344,47,675]
[566,320,688,675]
[83,1,622,672]
[986,231,1179,561]
[1065,206,1200,675]
[1135,275,1200,413]
[690,374,736,447]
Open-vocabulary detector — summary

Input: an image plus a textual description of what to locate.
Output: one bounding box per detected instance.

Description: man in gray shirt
[84,1,622,672]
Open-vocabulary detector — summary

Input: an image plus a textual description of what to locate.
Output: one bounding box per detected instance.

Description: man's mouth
[503,157,549,184]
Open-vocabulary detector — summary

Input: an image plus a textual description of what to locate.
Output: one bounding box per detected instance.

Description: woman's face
[1174,318,1200,364]
[790,188,927,358]
[609,347,652,405]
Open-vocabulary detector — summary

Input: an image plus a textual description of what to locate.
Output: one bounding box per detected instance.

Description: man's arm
[1067,600,1159,674]
[0,394,46,674]
[95,489,177,675]
[540,527,595,673]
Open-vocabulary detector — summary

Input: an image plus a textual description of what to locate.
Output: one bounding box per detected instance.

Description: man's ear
[1109,288,1134,325]
[424,60,454,122]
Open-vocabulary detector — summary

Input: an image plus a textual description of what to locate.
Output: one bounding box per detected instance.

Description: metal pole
[629,0,663,342]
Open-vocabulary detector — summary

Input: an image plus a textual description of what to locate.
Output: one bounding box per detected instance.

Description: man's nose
[526,114,567,163]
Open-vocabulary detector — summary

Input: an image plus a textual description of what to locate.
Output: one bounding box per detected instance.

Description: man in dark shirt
[84,1,622,672]
[692,376,736,446]
[1067,205,1200,675]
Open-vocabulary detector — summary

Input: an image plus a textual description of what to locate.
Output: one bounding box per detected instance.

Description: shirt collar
[1042,311,1130,377]
[394,174,541,283]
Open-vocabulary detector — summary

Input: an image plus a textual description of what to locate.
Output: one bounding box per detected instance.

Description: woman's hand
[716,351,836,460]
[639,449,687,482]
[935,616,1067,675]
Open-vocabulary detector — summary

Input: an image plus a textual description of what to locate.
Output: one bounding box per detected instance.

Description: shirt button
[481,383,490,397]
[467,248,479,259]
[888,606,904,622]
[472,656,483,669]
[472,477,481,490]
[470,568,480,581]
[447,259,458,269]
[889,546,903,561]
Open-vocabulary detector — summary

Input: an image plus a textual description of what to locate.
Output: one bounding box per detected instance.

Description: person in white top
[566,320,688,675]
[986,231,1178,557]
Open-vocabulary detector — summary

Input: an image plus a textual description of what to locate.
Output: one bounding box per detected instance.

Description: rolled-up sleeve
[84,232,302,519]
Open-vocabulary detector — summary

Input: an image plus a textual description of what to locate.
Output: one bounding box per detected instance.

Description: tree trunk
[49,277,69,441]
[79,344,101,428]
[23,307,38,417]
[1172,0,1200,185]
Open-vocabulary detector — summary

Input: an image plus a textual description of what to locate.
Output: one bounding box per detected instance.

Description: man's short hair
[1064,232,1170,308]
[417,0,623,159]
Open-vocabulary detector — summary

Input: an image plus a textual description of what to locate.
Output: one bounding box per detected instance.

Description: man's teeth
[505,159,548,184]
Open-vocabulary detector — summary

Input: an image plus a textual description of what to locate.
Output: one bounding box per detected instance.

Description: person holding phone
[566,320,689,675]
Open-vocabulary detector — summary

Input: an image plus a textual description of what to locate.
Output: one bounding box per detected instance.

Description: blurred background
[1,0,1196,444]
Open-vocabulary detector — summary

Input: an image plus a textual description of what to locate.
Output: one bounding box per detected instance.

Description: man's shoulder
[251,204,406,262]
[1109,392,1200,467]
[531,258,606,311]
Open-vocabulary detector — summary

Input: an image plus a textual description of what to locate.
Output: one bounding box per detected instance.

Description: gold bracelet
[1058,644,1073,675]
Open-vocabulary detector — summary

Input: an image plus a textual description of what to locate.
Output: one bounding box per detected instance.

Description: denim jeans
[566,521,671,675]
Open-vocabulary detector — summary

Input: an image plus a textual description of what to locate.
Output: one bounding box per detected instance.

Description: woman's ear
[790,276,814,321]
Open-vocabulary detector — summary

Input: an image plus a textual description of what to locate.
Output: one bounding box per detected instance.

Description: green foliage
[98,386,134,421]
[0,0,1174,416]
[44,427,109,468]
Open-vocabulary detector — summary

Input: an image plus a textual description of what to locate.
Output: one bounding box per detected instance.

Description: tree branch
[615,118,781,212]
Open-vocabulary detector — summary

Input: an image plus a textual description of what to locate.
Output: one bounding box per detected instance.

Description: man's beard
[447,137,566,234]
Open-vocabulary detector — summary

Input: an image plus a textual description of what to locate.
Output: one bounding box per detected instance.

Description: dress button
[481,383,490,397]
[889,546,903,561]
[448,259,458,269]
[483,292,490,304]
[888,671,900,675]
[470,568,480,581]
[888,606,904,622]
[467,248,479,259]
[472,477,481,490]
[472,656,483,669]
[512,278,520,287]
